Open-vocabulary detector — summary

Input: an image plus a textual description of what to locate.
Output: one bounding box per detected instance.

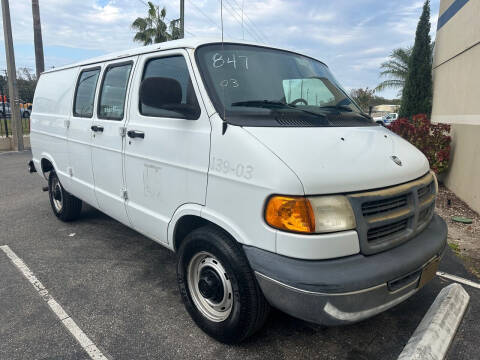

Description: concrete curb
[398,283,470,360]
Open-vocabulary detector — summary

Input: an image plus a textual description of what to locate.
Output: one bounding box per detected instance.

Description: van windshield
[195,43,375,127]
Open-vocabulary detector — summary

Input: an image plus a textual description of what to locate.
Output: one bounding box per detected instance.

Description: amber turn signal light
[265,196,315,233]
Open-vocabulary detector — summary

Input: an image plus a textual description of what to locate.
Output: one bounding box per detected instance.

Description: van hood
[245,126,430,195]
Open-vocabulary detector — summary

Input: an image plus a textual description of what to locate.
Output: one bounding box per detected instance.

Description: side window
[98,63,133,120]
[73,68,100,118]
[140,56,201,119]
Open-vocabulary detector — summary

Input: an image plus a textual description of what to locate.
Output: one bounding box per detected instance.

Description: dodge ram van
[30,38,447,343]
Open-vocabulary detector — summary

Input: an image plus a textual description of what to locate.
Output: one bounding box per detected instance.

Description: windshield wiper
[318,105,353,112]
[231,100,326,118]
[231,100,296,109]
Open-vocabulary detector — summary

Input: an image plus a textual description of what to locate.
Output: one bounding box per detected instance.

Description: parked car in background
[374,112,398,125]
[29,38,446,344]
[0,102,31,118]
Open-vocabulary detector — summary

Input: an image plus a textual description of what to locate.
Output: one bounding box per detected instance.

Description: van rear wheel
[177,226,270,343]
[48,171,82,221]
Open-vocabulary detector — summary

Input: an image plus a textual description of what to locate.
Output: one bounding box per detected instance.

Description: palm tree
[132,2,180,45]
[375,47,412,96]
[375,43,435,96]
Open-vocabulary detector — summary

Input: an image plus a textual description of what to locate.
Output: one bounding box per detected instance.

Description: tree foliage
[350,87,376,112]
[350,87,400,112]
[131,2,181,46]
[0,68,37,103]
[399,0,433,117]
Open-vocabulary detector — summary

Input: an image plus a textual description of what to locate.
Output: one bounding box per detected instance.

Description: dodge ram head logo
[391,156,402,166]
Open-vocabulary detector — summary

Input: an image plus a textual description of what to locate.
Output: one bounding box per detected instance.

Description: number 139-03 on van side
[29,38,447,343]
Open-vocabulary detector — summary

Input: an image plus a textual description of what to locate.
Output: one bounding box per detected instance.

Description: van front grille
[367,219,409,242]
[362,194,408,216]
[417,184,431,201]
[347,172,436,255]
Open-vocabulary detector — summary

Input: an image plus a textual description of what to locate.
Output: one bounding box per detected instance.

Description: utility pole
[31,0,45,78]
[180,0,184,38]
[1,0,24,151]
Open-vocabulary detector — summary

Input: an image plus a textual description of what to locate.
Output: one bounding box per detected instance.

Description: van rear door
[91,57,137,225]
[123,50,210,244]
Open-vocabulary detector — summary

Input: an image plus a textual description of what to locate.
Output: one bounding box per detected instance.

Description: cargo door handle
[127,130,145,139]
[91,125,104,132]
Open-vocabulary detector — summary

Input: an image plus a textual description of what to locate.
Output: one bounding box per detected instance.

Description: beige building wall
[432,0,480,213]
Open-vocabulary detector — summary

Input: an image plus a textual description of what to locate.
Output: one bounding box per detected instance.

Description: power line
[224,0,265,42]
[220,0,264,43]
[186,0,233,38]
[229,0,270,43]
[220,0,263,43]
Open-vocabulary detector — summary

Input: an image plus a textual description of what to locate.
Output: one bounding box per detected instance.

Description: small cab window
[98,63,133,120]
[139,56,200,119]
[73,68,100,118]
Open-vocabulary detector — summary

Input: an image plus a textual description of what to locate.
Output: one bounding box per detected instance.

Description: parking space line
[437,271,480,289]
[0,245,108,360]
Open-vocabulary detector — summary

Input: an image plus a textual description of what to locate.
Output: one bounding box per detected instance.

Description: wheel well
[173,215,225,252]
[41,158,53,177]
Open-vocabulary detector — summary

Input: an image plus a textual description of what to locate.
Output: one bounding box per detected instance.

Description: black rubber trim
[244,214,447,294]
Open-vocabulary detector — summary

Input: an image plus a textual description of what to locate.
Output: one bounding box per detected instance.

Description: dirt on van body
[436,184,480,278]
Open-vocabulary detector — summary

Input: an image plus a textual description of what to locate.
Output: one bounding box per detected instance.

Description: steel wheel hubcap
[187,252,233,322]
[52,178,63,212]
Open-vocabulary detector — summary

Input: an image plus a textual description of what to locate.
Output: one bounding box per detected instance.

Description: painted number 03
[211,157,253,180]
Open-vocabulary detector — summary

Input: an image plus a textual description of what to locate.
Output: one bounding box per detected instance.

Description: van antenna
[220,0,228,135]
[241,0,245,40]
[221,0,224,44]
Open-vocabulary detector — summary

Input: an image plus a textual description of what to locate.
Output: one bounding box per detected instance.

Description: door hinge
[119,127,127,137]
[121,188,128,200]
[64,120,70,129]
[67,167,73,177]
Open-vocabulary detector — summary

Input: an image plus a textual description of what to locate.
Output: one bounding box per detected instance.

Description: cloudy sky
[0,0,440,99]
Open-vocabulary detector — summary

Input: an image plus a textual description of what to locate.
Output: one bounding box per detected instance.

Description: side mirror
[139,77,199,120]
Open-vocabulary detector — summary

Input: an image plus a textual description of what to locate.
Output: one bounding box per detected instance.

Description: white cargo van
[30,39,447,343]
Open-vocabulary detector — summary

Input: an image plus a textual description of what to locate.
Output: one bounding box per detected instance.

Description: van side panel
[31,68,78,189]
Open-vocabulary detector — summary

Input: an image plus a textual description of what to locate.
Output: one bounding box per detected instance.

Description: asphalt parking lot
[1,151,480,360]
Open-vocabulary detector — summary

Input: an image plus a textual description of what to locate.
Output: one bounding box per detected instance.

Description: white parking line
[437,271,480,289]
[0,245,108,360]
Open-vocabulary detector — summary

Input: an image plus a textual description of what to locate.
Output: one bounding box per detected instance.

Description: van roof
[42,38,326,74]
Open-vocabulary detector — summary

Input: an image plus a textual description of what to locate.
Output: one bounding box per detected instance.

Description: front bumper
[244,214,447,325]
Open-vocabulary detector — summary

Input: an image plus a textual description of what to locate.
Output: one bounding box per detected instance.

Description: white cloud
[361,47,386,55]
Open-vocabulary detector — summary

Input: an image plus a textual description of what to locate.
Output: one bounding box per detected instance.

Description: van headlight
[265,195,356,234]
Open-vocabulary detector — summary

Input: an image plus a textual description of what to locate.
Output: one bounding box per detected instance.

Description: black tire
[48,171,82,221]
[177,225,270,343]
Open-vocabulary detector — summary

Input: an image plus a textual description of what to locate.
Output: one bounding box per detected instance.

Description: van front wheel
[177,226,269,343]
[48,171,82,221]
